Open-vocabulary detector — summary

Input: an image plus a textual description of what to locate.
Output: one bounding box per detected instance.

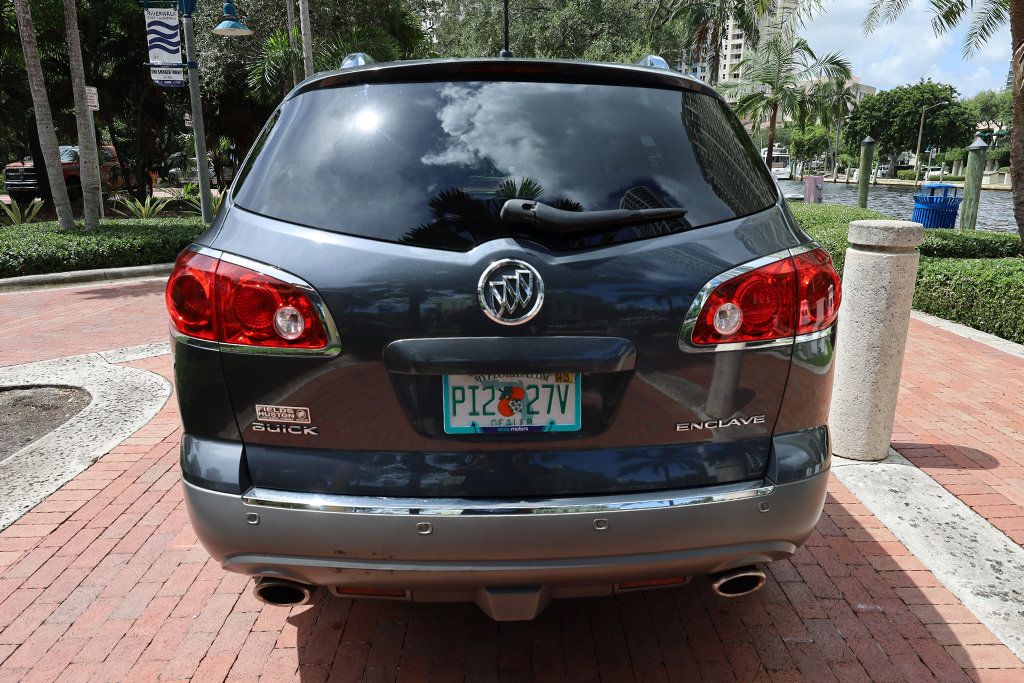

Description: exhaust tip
[252,577,314,606]
[710,566,766,598]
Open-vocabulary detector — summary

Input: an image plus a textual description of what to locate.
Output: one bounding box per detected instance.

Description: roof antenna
[499,0,513,58]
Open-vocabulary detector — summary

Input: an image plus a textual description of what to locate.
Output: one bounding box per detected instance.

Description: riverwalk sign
[144,7,186,88]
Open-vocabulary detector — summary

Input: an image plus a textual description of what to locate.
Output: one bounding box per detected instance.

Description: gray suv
[167,57,840,621]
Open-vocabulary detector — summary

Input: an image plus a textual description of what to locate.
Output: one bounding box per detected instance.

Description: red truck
[3,145,130,204]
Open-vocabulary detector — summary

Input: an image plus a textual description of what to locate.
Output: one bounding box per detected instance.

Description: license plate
[442,373,581,435]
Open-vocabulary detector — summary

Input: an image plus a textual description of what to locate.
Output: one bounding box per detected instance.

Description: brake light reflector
[166,249,329,350]
[689,247,840,346]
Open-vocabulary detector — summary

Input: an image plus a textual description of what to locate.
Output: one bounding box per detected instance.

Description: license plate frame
[442,372,582,435]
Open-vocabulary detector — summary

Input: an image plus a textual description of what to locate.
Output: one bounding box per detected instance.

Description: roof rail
[341,53,375,69]
[635,55,670,70]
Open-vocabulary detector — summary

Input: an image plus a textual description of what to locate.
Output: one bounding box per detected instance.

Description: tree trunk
[1010,2,1024,243]
[298,0,313,78]
[13,0,74,229]
[765,103,778,172]
[707,22,722,85]
[286,0,299,86]
[64,0,101,229]
[26,119,52,205]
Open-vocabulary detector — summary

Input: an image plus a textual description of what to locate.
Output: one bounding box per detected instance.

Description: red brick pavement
[893,319,1024,548]
[0,353,1022,680]
[0,279,167,367]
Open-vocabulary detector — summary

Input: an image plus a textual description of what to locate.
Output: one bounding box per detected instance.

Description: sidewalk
[1,279,1023,680]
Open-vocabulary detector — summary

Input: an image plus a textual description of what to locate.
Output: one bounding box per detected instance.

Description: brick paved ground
[0,279,167,367]
[894,319,1024,548]
[1,280,1023,680]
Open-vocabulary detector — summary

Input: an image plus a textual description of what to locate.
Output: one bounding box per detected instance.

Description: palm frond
[963,0,1010,58]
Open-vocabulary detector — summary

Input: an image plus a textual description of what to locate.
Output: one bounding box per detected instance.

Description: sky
[799,0,1011,97]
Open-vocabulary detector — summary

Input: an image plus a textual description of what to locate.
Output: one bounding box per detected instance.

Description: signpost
[85,86,103,218]
[144,7,186,88]
[141,2,212,223]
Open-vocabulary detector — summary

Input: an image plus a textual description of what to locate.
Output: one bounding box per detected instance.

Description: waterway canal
[777,179,1017,234]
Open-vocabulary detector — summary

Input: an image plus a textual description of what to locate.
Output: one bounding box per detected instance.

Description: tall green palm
[813,77,858,177]
[861,0,1023,242]
[677,0,772,85]
[719,31,851,169]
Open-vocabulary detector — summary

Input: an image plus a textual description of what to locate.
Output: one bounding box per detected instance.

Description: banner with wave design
[144,7,185,87]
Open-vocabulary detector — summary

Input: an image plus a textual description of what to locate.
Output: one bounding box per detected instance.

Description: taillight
[166,249,331,351]
[688,247,840,347]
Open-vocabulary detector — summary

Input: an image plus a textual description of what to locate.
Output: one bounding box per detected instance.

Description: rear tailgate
[211,68,800,498]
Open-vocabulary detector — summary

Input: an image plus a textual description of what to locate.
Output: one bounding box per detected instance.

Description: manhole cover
[0,386,91,461]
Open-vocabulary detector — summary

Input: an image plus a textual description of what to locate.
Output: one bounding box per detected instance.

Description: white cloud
[798,0,1010,96]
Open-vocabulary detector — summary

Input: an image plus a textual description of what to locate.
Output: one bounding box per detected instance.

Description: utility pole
[857,136,874,209]
[180,0,213,223]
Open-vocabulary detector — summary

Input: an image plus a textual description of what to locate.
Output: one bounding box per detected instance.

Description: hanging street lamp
[213,2,251,37]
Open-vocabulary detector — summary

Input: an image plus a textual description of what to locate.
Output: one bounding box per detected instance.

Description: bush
[790,204,1022,275]
[914,258,1024,344]
[0,217,205,278]
[895,170,964,181]
[790,203,1024,344]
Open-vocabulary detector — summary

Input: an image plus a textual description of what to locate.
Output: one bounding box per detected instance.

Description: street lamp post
[179,0,213,223]
[176,0,250,225]
[913,101,946,189]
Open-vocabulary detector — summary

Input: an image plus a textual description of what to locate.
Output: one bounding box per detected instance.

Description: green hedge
[895,170,964,181]
[0,218,205,278]
[790,203,1024,344]
[913,258,1024,344]
[790,204,1022,276]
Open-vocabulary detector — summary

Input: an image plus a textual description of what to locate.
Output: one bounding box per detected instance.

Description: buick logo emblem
[478,259,544,326]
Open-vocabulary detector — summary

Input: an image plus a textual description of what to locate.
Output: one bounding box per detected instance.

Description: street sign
[85,86,99,111]
[144,8,186,88]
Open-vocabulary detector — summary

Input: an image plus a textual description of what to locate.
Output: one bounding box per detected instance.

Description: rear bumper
[182,468,828,595]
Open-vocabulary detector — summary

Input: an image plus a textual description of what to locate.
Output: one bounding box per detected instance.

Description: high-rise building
[715,0,799,84]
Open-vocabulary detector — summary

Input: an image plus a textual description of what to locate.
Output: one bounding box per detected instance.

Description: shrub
[913,258,1024,344]
[0,218,205,278]
[789,204,1022,275]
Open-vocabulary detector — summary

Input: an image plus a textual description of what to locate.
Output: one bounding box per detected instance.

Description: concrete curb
[0,343,173,530]
[832,450,1024,662]
[0,263,172,292]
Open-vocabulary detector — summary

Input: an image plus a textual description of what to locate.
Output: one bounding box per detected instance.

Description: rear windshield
[233,80,778,251]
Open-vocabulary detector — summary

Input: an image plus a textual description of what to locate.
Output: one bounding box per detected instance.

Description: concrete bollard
[857,136,874,209]
[829,219,924,461]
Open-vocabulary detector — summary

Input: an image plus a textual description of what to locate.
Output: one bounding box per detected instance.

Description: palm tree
[63,0,102,229]
[676,0,771,85]
[862,0,1023,242]
[814,77,858,178]
[12,0,75,230]
[719,30,851,171]
[298,0,313,78]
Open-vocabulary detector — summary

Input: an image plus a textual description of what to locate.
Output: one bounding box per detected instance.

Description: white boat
[762,145,792,180]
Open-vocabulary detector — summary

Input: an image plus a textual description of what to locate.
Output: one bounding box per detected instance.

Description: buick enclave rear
[168,57,840,621]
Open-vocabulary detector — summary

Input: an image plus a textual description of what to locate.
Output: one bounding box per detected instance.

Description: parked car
[168,56,841,621]
[165,152,234,187]
[3,145,129,204]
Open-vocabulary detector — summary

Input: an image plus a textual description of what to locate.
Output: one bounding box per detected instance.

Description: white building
[717,0,799,83]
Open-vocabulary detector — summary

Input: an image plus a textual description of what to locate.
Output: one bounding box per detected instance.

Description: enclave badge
[676,415,766,432]
[478,259,544,325]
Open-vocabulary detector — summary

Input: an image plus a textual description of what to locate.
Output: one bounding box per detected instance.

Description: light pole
[178,0,249,224]
[913,101,946,189]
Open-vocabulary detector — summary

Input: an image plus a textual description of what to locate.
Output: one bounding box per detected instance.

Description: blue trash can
[911,183,963,229]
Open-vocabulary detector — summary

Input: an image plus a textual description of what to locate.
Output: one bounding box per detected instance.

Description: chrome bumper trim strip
[241,480,775,516]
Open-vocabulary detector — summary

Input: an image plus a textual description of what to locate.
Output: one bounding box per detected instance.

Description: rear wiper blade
[499,199,687,235]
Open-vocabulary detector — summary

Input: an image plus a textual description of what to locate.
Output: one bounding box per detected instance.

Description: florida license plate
[442,373,581,434]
